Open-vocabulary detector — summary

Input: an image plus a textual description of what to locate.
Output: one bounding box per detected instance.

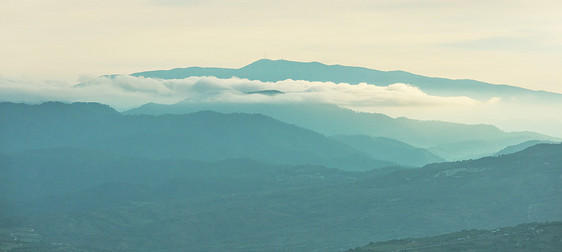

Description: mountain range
[2,59,561,251]
[131,59,562,102]
[494,139,557,156]
[1,142,560,251]
[3,101,554,167]
[0,102,395,171]
[330,135,444,167]
[126,101,555,161]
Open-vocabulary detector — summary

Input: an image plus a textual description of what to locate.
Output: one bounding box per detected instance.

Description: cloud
[0,76,181,110]
[19,75,478,110]
[486,97,501,105]
[2,75,562,137]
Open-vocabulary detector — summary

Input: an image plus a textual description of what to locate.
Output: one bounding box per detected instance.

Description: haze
[2,1,562,250]
[2,0,562,94]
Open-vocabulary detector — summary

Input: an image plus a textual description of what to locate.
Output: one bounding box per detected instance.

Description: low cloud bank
[0,75,481,109]
[1,75,560,137]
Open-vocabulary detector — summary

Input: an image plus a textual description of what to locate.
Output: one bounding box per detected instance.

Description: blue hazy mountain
[494,139,558,156]
[1,143,560,251]
[126,101,555,161]
[331,135,444,167]
[131,59,562,101]
[3,60,561,252]
[0,102,393,171]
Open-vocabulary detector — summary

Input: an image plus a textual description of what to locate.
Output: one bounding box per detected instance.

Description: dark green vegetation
[348,221,562,252]
[1,101,561,251]
[132,59,562,102]
[1,129,561,251]
[126,102,554,161]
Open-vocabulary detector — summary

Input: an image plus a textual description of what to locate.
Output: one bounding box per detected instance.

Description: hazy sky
[2,0,562,93]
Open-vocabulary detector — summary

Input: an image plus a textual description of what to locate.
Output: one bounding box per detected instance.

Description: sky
[2,0,562,93]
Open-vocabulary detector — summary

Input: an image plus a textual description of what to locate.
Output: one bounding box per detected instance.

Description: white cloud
[0,76,181,110]
[1,75,561,137]
[3,75,478,110]
[486,96,501,105]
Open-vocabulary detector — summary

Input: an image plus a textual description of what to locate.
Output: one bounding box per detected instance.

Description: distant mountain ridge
[331,135,444,167]
[126,101,556,161]
[494,140,559,156]
[131,59,562,101]
[0,102,392,171]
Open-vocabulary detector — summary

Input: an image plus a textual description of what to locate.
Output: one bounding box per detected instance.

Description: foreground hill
[0,102,391,170]
[126,101,554,161]
[347,221,562,252]
[132,59,562,102]
[1,143,560,251]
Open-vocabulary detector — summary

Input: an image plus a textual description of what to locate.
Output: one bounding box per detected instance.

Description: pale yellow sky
[2,0,562,93]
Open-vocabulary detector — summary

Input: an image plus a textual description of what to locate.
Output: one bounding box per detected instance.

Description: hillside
[495,140,558,156]
[126,101,554,160]
[0,102,391,171]
[331,135,444,167]
[1,144,560,251]
[347,221,562,252]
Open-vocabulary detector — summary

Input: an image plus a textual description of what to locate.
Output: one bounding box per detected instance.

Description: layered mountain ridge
[126,101,555,161]
[132,59,562,101]
[2,59,561,251]
[0,102,393,170]
[1,142,560,251]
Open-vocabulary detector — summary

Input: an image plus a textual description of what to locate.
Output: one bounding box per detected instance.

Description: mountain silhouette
[494,139,558,156]
[132,59,562,101]
[0,102,392,170]
[126,101,555,161]
[331,135,444,166]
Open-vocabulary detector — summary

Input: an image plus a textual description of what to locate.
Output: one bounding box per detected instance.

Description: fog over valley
[2,60,562,138]
[1,60,561,251]
[2,1,562,250]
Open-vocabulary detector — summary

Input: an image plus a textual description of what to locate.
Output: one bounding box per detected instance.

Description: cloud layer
[2,75,561,138]
[1,75,480,110]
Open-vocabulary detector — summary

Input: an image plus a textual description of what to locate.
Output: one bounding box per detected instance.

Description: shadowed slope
[0,102,391,170]
[126,101,555,160]
[1,144,560,251]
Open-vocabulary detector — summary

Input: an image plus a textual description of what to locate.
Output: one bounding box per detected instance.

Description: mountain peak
[241,58,327,70]
[131,59,562,103]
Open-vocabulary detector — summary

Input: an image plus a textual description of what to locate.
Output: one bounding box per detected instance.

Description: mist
[1,75,561,137]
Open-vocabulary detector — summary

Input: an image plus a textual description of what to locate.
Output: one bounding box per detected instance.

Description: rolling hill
[347,221,562,252]
[494,140,558,156]
[0,102,392,171]
[1,143,560,251]
[126,101,555,161]
[331,135,444,167]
